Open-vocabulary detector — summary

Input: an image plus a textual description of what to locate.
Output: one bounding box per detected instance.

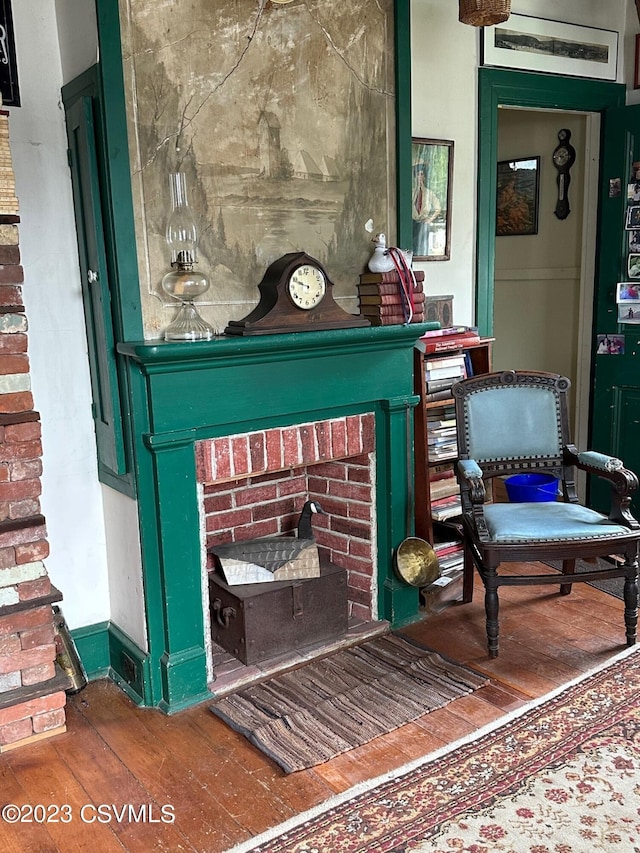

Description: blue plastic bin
[504,473,559,502]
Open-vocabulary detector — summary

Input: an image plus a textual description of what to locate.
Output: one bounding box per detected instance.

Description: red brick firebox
[196,413,377,623]
[0,107,67,750]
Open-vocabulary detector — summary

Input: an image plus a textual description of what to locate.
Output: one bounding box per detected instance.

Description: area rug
[209,633,488,773]
[226,645,640,852]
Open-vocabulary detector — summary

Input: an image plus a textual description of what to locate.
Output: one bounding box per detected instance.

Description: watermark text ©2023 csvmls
[1,803,176,824]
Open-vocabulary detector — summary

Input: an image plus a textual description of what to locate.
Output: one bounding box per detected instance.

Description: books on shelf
[359,269,426,286]
[425,387,458,403]
[424,362,465,381]
[359,292,426,308]
[429,442,458,460]
[360,299,426,316]
[420,326,481,354]
[429,477,460,501]
[429,461,455,482]
[358,269,425,325]
[424,354,466,371]
[365,312,425,326]
[431,494,463,521]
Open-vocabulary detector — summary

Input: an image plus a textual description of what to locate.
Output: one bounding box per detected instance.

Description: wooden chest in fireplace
[208,562,348,665]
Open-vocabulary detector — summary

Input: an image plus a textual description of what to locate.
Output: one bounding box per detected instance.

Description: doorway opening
[492,106,600,456]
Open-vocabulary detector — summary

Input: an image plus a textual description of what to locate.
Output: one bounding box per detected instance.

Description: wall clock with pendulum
[224,252,370,336]
[552,128,576,221]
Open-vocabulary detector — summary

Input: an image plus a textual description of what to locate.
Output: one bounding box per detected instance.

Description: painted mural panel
[120,0,396,337]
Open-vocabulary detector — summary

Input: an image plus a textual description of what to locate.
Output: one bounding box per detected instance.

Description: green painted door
[64,85,129,480]
[590,105,640,515]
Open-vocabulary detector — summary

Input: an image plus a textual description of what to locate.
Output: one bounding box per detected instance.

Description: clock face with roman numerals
[287,264,327,310]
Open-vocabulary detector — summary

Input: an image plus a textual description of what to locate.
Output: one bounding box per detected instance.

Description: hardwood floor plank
[74,682,246,852]
[52,700,194,853]
[0,762,59,853]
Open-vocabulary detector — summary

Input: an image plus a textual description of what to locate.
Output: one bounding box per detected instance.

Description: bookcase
[413,337,493,610]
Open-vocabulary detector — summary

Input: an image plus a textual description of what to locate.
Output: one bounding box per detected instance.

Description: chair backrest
[453,370,571,474]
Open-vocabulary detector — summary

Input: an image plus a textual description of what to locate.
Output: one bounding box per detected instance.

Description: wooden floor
[0,564,631,853]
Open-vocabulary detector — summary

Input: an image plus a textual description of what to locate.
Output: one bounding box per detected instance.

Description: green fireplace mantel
[117,323,436,712]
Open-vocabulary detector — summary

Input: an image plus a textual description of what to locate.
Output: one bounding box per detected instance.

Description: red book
[361,304,425,317]
[365,313,425,326]
[357,282,424,297]
[421,326,475,339]
[359,269,425,285]
[359,292,426,308]
[423,333,481,354]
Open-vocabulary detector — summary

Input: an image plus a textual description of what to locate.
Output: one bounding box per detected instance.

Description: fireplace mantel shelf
[118,324,437,371]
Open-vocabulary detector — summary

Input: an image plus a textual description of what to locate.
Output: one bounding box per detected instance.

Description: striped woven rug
[209,633,488,773]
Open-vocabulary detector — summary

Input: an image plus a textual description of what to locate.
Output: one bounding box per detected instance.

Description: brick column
[0,105,67,751]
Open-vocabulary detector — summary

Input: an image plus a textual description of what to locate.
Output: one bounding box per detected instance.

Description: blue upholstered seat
[483,502,631,544]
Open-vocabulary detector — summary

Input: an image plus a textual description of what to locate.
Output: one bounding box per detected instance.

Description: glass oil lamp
[161,172,214,341]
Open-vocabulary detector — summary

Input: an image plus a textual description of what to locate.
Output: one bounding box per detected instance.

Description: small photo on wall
[626,205,640,229]
[616,282,640,302]
[629,230,640,252]
[628,254,640,278]
[618,304,640,323]
[628,183,640,202]
[596,334,625,354]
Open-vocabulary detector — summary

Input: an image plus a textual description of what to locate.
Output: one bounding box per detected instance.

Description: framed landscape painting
[482,15,618,82]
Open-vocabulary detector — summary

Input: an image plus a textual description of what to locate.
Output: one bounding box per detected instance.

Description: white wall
[9,1,110,630]
[411,0,478,326]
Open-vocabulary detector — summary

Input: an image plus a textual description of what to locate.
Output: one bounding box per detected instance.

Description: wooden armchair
[452,370,639,658]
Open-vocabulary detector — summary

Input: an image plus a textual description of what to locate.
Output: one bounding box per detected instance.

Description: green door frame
[476,68,625,337]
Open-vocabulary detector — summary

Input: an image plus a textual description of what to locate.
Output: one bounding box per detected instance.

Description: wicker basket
[458,0,511,26]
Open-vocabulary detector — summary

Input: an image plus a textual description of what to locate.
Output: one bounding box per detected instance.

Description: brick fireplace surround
[198,413,377,624]
[0,108,67,750]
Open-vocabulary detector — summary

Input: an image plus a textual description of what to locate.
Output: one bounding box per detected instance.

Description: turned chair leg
[623,557,639,647]
[484,567,499,658]
[462,543,474,604]
[559,558,576,596]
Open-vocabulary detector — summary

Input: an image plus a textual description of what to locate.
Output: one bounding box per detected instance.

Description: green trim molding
[72,620,151,708]
[476,68,624,337]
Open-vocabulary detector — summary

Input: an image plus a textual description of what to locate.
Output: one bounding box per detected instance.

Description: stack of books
[430,492,463,522]
[424,353,466,402]
[420,325,480,354]
[0,108,18,217]
[427,404,458,461]
[420,537,464,613]
[358,269,425,325]
[434,539,464,579]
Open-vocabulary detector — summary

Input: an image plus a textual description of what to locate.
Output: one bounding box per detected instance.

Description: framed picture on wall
[411,138,453,261]
[496,157,540,237]
[482,15,618,82]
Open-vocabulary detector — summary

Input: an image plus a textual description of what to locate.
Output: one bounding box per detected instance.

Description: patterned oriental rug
[227,646,640,853]
[210,634,488,773]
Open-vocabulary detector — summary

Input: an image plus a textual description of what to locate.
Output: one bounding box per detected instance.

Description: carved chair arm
[457,458,490,541]
[457,458,486,501]
[565,444,640,528]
